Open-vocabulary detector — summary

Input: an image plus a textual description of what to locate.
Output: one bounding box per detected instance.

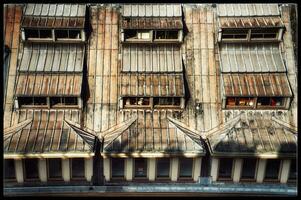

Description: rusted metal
[219,17,284,28]
[122,17,183,29]
[122,4,182,17]
[217,4,280,17]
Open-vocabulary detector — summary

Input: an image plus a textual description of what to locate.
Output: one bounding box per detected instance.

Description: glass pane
[134,158,147,177]
[34,97,47,105]
[155,31,166,39]
[39,29,52,38]
[56,30,69,39]
[156,158,170,177]
[289,159,297,180]
[25,29,39,39]
[166,31,178,39]
[111,158,124,178]
[24,159,39,179]
[270,97,284,106]
[4,159,16,179]
[219,158,233,178]
[265,159,280,180]
[257,97,270,106]
[125,30,138,40]
[69,30,81,39]
[241,158,257,179]
[48,158,62,179]
[71,158,85,178]
[19,97,34,106]
[179,158,193,177]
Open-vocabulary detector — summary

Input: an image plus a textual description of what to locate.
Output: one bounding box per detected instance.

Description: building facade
[3,3,297,196]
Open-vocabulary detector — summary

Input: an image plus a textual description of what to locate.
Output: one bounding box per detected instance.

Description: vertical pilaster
[211,157,219,181]
[148,158,156,181]
[125,158,133,181]
[103,157,110,181]
[233,158,243,183]
[193,157,202,182]
[14,159,24,183]
[171,157,179,181]
[62,158,70,182]
[38,158,47,182]
[280,159,291,183]
[85,157,93,182]
[256,159,267,183]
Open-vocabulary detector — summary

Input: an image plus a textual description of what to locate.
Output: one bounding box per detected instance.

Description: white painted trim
[280,159,291,183]
[14,159,24,183]
[193,157,202,182]
[62,158,70,182]
[171,157,179,181]
[256,159,267,183]
[103,157,110,181]
[101,152,204,158]
[148,158,156,181]
[38,159,47,182]
[85,157,93,182]
[125,158,133,181]
[211,157,219,182]
[233,158,243,183]
[4,153,95,159]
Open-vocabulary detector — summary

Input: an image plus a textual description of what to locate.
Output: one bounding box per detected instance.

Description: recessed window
[24,158,39,180]
[288,159,297,181]
[241,158,257,180]
[47,158,62,180]
[218,158,233,180]
[50,97,78,107]
[225,96,287,109]
[250,29,278,40]
[264,159,280,181]
[154,30,178,40]
[71,158,85,179]
[56,29,81,40]
[4,159,16,180]
[179,158,193,178]
[111,158,125,178]
[257,97,285,107]
[124,30,150,41]
[226,97,255,107]
[134,158,147,178]
[123,97,150,108]
[18,97,47,108]
[25,29,52,40]
[153,97,181,107]
[222,29,248,40]
[156,158,170,178]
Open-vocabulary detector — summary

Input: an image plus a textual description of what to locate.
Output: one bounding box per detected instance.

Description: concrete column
[211,157,219,181]
[125,158,133,181]
[148,158,156,181]
[233,158,243,183]
[103,157,110,181]
[62,158,70,182]
[14,159,24,183]
[85,157,93,182]
[280,159,291,183]
[256,159,267,183]
[193,157,202,182]
[38,159,47,182]
[171,157,179,181]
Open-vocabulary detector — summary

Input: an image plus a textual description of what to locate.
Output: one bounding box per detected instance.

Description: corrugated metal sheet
[104,114,204,154]
[122,45,182,72]
[19,43,85,73]
[4,110,92,154]
[122,4,182,17]
[208,114,297,155]
[217,4,280,17]
[121,17,183,29]
[22,4,86,28]
[222,73,293,97]
[220,44,286,73]
[120,73,185,97]
[15,74,82,96]
[218,17,284,28]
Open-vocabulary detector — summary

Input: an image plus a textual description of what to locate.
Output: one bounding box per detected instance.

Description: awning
[122,44,182,72]
[120,73,185,97]
[15,74,82,96]
[207,113,297,157]
[218,17,284,29]
[121,17,183,29]
[222,73,293,97]
[217,4,280,17]
[219,44,286,73]
[19,43,85,72]
[21,4,86,28]
[122,4,182,17]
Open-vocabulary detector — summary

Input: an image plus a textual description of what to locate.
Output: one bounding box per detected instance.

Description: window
[179,158,193,178]
[134,158,147,178]
[124,30,151,41]
[250,29,278,40]
[55,29,81,40]
[111,158,125,178]
[288,159,297,181]
[47,158,62,180]
[154,30,179,40]
[257,97,285,108]
[50,97,78,107]
[123,97,150,108]
[71,158,85,179]
[264,159,280,181]
[4,159,16,180]
[218,158,233,180]
[241,158,257,180]
[156,158,170,178]
[153,97,181,107]
[18,97,47,107]
[222,29,248,40]
[24,158,39,180]
[25,29,52,40]
[226,97,255,108]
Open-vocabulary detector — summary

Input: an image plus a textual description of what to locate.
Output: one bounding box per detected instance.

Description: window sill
[239,178,256,182]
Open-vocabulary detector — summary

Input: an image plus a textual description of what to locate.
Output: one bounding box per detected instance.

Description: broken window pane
[50,97,62,107]
[63,97,78,105]
[19,97,34,106]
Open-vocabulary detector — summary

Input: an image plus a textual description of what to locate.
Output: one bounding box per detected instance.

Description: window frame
[263,159,281,182]
[240,158,258,182]
[18,96,48,108]
[122,97,184,110]
[124,30,152,42]
[156,158,171,179]
[23,158,40,181]
[134,158,148,179]
[24,28,54,42]
[217,158,234,181]
[4,159,17,182]
[153,30,180,42]
[50,97,79,108]
[178,158,194,180]
[70,158,86,181]
[55,29,82,42]
[111,158,125,179]
[47,158,63,181]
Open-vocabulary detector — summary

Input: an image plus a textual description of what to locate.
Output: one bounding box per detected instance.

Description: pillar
[256,159,267,183]
[14,159,24,183]
[38,158,47,182]
[62,158,70,182]
[85,157,93,182]
[148,158,156,181]
[233,158,243,183]
[125,158,133,181]
[193,157,202,182]
[280,159,291,183]
[103,157,110,181]
[171,157,179,181]
[210,157,219,181]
